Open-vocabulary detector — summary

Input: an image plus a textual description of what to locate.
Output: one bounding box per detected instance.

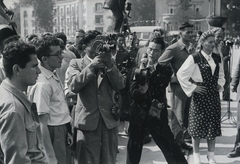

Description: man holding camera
[127,35,187,164]
[68,31,125,164]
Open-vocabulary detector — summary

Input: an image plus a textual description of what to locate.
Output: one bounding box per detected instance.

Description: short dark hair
[149,35,166,50]
[82,31,99,45]
[2,40,36,79]
[53,32,67,46]
[76,29,85,34]
[178,22,193,30]
[33,35,61,62]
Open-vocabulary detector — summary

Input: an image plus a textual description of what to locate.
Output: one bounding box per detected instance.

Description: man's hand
[231,85,237,93]
[67,133,73,147]
[138,83,148,94]
[8,20,17,29]
[90,56,105,69]
[99,52,113,69]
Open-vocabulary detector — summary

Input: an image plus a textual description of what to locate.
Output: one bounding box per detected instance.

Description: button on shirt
[28,65,71,126]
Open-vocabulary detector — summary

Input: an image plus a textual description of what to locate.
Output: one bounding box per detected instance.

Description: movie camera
[91,34,117,55]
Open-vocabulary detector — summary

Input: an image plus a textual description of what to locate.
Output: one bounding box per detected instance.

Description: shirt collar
[1,79,32,113]
[178,39,194,52]
[39,65,59,81]
[201,50,212,60]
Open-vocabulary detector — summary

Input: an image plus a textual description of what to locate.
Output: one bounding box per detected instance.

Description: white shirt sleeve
[177,55,198,97]
[218,61,226,91]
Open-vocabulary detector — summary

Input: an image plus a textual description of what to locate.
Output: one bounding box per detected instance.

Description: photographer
[127,35,187,164]
[68,31,125,164]
[104,0,127,33]
[0,0,17,29]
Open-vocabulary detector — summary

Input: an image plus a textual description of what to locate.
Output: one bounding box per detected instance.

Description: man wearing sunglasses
[28,35,72,164]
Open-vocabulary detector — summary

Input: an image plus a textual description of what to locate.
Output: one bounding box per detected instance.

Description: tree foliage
[170,0,202,23]
[221,0,240,36]
[32,0,55,32]
[129,0,155,22]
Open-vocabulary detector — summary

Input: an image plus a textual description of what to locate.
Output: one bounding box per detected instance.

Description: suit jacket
[68,55,125,131]
[107,0,126,11]
[158,39,195,77]
[232,56,240,101]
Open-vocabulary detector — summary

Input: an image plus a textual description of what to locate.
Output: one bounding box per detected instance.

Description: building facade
[19,0,112,40]
[155,0,215,33]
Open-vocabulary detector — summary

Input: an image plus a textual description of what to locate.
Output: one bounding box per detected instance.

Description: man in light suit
[158,22,195,152]
[68,31,125,164]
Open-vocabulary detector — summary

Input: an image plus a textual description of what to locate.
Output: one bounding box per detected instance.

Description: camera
[134,68,150,86]
[91,34,117,55]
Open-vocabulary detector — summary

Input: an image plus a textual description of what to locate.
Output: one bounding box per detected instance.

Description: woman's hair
[197,30,215,48]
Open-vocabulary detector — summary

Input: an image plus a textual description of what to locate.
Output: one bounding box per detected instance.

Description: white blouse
[177,51,225,97]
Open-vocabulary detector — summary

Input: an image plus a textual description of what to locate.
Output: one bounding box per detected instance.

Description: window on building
[54,19,57,26]
[168,5,176,14]
[24,20,28,27]
[24,10,27,17]
[95,15,103,24]
[61,18,64,26]
[24,29,28,36]
[32,20,35,27]
[32,10,35,17]
[67,7,70,15]
[55,29,57,33]
[95,3,103,12]
[61,8,64,15]
[72,6,75,15]
[195,22,201,31]
[67,18,70,26]
[193,4,202,13]
[95,27,103,33]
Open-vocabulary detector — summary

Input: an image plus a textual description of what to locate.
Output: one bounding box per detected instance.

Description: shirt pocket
[25,121,39,149]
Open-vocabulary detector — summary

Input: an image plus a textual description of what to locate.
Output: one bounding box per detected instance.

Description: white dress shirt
[177,51,225,97]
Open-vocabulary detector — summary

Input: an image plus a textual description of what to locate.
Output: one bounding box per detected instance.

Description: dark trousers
[223,69,230,100]
[111,8,123,32]
[127,109,187,164]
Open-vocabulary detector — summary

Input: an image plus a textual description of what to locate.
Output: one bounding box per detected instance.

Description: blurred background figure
[0,0,17,29]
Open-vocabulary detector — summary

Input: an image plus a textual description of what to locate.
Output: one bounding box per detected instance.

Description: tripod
[221,45,237,126]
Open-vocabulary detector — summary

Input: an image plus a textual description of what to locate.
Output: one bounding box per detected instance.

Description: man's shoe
[181,142,193,152]
[227,150,240,158]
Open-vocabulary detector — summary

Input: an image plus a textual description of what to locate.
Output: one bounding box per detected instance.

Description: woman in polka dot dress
[177,30,225,164]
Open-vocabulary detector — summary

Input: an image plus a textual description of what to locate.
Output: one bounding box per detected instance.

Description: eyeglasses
[44,50,63,58]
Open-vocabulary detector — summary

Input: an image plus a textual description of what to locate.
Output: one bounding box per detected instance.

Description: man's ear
[41,56,48,63]
[12,64,21,76]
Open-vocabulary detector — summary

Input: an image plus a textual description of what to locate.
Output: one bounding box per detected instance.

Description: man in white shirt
[28,35,72,164]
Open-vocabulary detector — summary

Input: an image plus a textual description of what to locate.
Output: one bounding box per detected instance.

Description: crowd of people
[0,10,239,163]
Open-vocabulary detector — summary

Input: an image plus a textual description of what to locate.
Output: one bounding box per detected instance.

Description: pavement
[116,47,240,164]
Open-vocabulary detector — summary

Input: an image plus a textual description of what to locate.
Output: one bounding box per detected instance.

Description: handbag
[148,99,165,119]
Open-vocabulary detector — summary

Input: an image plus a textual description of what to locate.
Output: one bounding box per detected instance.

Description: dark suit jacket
[68,55,126,131]
[107,0,126,11]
